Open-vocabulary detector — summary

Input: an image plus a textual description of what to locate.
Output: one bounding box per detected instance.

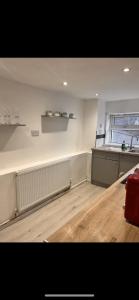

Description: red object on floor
[124,170,139,226]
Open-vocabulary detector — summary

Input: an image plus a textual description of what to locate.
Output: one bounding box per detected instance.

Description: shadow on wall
[0,126,33,152]
[41,116,69,133]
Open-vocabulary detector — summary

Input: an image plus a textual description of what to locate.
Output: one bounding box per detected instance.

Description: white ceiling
[0,58,139,101]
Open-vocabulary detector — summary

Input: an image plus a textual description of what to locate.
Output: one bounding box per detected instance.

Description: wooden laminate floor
[0,182,105,242]
[48,172,139,242]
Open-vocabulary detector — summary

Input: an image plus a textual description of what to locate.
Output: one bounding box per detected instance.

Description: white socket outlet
[31,130,39,136]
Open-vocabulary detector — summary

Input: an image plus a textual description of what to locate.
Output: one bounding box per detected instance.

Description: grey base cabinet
[92,157,119,187]
[91,150,119,187]
[91,149,139,187]
[119,154,139,175]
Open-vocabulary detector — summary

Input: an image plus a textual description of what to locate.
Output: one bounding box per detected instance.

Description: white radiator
[16,159,70,213]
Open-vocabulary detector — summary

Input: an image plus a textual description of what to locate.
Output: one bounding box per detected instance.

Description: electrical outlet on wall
[31,130,40,136]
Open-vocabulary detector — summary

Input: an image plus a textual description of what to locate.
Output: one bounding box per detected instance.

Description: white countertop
[0,150,89,176]
[92,146,139,156]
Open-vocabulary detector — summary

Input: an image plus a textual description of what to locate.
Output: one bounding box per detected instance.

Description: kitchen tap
[129,135,139,150]
[129,136,134,150]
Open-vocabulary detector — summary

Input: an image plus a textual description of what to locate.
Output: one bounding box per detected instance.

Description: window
[106,113,139,146]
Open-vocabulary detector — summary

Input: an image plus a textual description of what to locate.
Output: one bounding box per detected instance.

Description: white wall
[96,99,106,146]
[83,99,98,151]
[0,77,100,170]
[0,77,85,169]
[97,99,106,132]
[82,98,106,148]
[106,98,139,114]
[0,79,100,225]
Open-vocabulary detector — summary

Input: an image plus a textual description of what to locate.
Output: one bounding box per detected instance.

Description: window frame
[105,112,139,146]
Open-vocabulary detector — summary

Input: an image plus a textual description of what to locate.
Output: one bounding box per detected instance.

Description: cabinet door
[92,157,119,187]
[119,155,139,174]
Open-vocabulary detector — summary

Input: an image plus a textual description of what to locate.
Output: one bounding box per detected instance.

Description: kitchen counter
[92,145,139,156]
[0,150,88,176]
[48,163,139,242]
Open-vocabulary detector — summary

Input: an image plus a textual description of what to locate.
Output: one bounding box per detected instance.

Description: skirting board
[71,179,87,189]
[0,185,70,232]
[0,180,90,232]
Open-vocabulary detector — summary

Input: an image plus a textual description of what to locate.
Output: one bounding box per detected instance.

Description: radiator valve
[14,208,19,218]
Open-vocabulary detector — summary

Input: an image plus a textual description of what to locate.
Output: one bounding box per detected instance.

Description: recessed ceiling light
[63,81,68,86]
[123,67,130,72]
[96,93,99,96]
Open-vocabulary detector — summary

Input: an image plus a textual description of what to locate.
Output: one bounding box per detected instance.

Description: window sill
[104,143,121,148]
[104,143,139,150]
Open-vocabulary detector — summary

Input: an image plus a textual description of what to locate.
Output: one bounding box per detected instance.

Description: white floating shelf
[41,115,76,119]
